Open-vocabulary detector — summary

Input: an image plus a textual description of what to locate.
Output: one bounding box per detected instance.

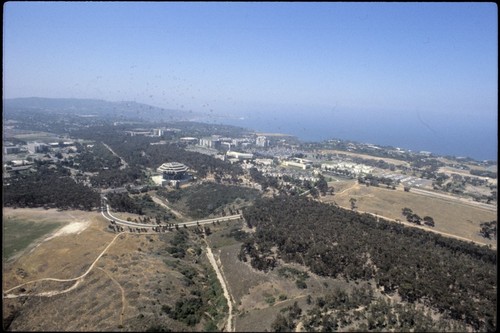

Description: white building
[153,129,164,137]
[282,158,313,170]
[256,136,268,147]
[254,158,274,166]
[27,142,49,154]
[226,151,254,160]
[180,137,198,144]
[199,137,221,149]
[322,162,373,176]
[157,162,189,180]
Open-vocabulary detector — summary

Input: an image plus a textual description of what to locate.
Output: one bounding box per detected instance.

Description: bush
[296,279,307,289]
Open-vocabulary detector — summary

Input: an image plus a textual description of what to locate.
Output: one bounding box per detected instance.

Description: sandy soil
[43,222,90,241]
[3,208,102,259]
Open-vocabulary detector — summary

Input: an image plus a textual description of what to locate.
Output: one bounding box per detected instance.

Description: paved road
[101,202,242,229]
[410,187,497,212]
[332,204,493,248]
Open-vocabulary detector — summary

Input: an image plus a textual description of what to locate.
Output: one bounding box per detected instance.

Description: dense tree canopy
[3,166,100,210]
[241,196,496,331]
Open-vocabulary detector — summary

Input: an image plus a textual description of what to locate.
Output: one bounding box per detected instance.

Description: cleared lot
[324,180,497,248]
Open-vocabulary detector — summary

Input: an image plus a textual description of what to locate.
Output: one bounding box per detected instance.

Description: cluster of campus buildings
[4,141,76,155]
[191,135,269,150]
[321,162,374,177]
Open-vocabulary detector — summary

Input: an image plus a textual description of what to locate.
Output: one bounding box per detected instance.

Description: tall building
[256,136,268,147]
[27,142,49,154]
[199,137,221,149]
[153,128,164,136]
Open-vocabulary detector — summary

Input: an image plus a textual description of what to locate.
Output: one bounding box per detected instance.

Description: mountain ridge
[3,97,201,122]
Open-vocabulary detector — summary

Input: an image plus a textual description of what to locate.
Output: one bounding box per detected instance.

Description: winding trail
[151,195,185,219]
[4,232,126,298]
[5,222,237,332]
[98,267,126,327]
[204,239,233,332]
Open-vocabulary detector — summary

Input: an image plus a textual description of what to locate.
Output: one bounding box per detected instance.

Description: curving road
[101,201,242,229]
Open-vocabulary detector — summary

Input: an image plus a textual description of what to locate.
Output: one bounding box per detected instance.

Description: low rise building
[4,146,20,154]
[180,137,198,144]
[199,137,221,149]
[254,158,274,166]
[226,151,254,160]
[282,158,313,170]
[322,162,373,176]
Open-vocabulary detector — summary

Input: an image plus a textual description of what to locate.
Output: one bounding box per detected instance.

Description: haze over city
[3,2,497,159]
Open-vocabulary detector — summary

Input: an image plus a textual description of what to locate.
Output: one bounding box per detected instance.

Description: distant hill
[3,97,200,122]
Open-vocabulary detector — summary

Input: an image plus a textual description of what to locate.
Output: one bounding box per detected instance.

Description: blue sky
[3,2,498,153]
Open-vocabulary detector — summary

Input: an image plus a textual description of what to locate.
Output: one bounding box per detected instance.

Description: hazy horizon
[3,2,497,160]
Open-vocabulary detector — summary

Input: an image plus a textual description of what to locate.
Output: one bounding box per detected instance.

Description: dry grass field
[2,208,227,331]
[317,149,411,167]
[4,202,492,331]
[324,180,497,248]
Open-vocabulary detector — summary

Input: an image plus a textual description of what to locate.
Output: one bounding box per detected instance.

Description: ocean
[213,109,497,161]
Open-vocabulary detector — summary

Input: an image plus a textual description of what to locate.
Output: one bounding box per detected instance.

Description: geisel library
[157,162,189,180]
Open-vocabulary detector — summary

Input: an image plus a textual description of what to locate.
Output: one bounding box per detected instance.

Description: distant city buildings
[125,128,170,137]
[321,162,373,177]
[419,151,432,156]
[256,135,269,147]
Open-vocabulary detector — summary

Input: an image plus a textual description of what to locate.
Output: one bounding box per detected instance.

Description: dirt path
[102,143,128,170]
[410,187,496,212]
[98,267,126,327]
[151,195,185,219]
[204,239,233,332]
[335,182,360,196]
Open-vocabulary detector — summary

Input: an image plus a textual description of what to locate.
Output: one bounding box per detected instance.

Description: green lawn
[3,218,62,261]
